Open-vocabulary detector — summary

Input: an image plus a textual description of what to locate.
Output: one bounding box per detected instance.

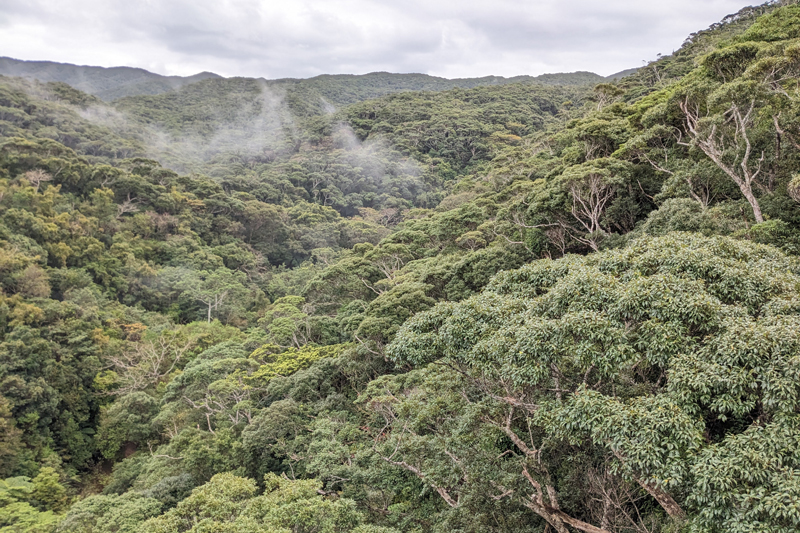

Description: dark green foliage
[387,233,800,532]
[1,4,800,532]
[344,84,578,176]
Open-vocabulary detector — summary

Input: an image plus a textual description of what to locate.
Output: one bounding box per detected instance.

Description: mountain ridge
[0,56,630,103]
[0,57,221,101]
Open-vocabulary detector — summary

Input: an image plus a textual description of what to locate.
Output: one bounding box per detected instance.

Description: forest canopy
[1,2,800,532]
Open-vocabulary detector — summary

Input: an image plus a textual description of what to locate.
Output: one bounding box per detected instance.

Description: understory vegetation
[2,2,800,532]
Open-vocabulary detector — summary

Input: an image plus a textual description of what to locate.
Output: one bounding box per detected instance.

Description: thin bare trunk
[521,467,612,533]
[681,99,764,223]
[636,480,686,521]
[380,456,460,508]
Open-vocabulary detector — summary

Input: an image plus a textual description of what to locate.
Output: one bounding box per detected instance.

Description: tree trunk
[681,100,765,224]
[520,466,612,533]
[523,501,612,533]
[742,188,764,224]
[637,480,686,521]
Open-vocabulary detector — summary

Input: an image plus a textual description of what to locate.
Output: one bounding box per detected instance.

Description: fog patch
[319,97,336,115]
[199,80,293,163]
[75,79,299,173]
[328,122,427,211]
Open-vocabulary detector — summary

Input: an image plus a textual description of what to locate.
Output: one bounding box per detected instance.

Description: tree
[15,265,50,298]
[556,158,631,251]
[141,472,374,533]
[56,492,162,533]
[30,468,68,514]
[680,95,767,222]
[0,473,64,532]
[22,170,52,193]
[620,126,727,208]
[177,269,248,323]
[0,397,21,478]
[455,230,486,251]
[592,83,624,111]
[790,174,800,202]
[97,392,160,459]
[384,233,800,532]
[259,296,312,348]
[157,342,256,435]
[106,330,199,394]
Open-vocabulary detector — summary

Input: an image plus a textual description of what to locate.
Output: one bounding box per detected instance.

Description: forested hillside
[0,58,222,102]
[0,56,610,103]
[2,2,800,532]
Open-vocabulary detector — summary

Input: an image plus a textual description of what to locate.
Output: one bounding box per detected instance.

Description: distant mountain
[266,71,606,116]
[606,68,639,80]
[108,73,589,171]
[0,57,606,106]
[283,70,607,94]
[0,57,221,101]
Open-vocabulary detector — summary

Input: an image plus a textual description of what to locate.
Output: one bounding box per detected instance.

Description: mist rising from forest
[3,3,800,533]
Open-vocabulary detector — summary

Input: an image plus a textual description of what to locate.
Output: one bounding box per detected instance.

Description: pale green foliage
[0,502,57,533]
[56,493,162,533]
[248,343,347,386]
[0,472,65,533]
[29,469,67,514]
[0,479,34,507]
[141,472,366,533]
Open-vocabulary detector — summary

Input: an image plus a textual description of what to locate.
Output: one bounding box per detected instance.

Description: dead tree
[116,193,140,219]
[565,172,616,252]
[108,334,195,394]
[24,169,52,192]
[680,98,765,223]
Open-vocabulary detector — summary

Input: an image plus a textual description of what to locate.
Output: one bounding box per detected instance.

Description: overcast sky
[0,0,752,79]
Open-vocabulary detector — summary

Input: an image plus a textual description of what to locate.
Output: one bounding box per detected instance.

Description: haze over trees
[1,2,800,532]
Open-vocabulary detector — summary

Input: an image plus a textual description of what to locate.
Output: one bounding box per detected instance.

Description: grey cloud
[0,0,751,79]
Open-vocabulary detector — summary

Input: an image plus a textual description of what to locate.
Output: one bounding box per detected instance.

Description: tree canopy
[2,3,800,532]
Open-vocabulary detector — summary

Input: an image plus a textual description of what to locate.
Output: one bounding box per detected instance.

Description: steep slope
[0,75,146,159]
[619,0,782,96]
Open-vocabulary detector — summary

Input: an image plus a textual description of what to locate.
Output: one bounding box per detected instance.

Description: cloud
[0,0,751,79]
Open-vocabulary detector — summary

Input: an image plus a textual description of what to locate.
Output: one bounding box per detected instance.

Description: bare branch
[680,98,764,222]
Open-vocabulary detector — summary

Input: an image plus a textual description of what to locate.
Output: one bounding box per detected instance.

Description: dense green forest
[2,2,800,532]
[0,58,222,102]
[0,56,613,103]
